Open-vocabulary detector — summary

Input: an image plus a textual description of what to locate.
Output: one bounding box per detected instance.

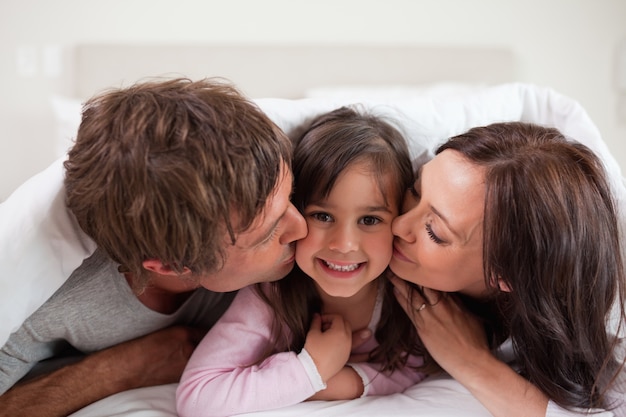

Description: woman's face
[389,149,488,298]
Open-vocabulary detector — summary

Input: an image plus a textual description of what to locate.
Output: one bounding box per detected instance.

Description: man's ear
[142,259,191,276]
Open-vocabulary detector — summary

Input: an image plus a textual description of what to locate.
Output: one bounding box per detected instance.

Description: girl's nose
[328,224,358,253]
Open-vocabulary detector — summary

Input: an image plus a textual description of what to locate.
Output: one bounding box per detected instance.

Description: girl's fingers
[310,313,322,331]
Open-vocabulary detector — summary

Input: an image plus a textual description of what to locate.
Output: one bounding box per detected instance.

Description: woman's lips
[392,244,412,263]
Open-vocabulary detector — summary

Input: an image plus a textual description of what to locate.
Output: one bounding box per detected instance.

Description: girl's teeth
[325,261,359,272]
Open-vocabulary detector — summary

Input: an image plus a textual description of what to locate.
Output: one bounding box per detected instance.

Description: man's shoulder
[46,249,125,303]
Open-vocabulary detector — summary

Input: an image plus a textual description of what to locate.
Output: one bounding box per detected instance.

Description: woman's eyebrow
[421,162,465,241]
[430,204,463,241]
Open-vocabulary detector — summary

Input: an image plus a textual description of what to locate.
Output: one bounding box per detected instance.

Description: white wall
[1,0,625,200]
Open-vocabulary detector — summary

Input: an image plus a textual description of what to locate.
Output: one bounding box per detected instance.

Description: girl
[177,106,426,417]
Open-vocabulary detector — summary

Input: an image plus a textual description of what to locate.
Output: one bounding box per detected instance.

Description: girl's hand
[307,366,364,400]
[304,313,352,382]
[388,274,490,379]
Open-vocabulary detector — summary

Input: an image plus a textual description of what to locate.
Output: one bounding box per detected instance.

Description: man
[0,78,309,416]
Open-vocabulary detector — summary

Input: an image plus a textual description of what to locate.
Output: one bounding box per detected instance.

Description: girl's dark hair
[438,122,625,410]
[257,106,424,373]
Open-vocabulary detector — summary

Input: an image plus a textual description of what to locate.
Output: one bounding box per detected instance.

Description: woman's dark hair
[438,121,625,410]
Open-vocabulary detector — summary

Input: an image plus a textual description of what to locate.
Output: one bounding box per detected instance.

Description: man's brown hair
[64,77,291,289]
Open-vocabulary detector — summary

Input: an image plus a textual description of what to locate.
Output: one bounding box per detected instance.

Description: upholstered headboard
[71,44,517,99]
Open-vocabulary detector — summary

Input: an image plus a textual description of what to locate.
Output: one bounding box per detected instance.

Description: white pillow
[304,82,487,101]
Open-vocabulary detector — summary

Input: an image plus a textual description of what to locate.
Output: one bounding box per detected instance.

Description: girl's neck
[318,279,380,331]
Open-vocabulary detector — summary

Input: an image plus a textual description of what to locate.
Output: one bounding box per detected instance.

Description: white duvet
[0,82,624,416]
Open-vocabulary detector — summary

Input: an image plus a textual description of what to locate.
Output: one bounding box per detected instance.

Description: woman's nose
[392,209,416,244]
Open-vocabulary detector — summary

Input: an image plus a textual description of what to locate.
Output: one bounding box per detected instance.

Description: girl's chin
[322,290,359,298]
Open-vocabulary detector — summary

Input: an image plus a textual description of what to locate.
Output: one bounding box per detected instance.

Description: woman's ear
[142,259,191,276]
[496,277,511,293]
[489,274,511,292]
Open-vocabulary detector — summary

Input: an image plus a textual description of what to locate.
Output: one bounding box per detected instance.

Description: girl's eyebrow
[308,201,392,214]
[366,205,393,213]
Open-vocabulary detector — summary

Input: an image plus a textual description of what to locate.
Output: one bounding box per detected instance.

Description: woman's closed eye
[426,223,445,244]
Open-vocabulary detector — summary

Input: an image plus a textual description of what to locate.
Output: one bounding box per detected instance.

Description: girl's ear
[142,259,191,276]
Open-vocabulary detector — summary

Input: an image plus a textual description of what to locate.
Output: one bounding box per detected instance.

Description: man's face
[197,161,307,292]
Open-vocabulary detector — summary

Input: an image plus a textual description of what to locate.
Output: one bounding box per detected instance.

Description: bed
[1,44,625,417]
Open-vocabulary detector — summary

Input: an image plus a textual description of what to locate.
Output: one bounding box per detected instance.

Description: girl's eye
[359,216,382,226]
[425,223,445,244]
[311,212,333,223]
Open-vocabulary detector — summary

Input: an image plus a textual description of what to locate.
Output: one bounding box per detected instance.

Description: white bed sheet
[72,375,490,417]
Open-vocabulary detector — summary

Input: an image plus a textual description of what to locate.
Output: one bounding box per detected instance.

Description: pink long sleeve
[176,286,322,417]
[349,354,426,397]
[176,285,427,417]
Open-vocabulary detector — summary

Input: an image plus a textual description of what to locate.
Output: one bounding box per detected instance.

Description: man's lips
[283,251,296,264]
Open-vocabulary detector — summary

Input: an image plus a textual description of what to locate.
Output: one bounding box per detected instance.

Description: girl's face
[389,150,488,298]
[295,161,398,298]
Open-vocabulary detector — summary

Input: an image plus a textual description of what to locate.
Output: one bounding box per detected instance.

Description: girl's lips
[317,259,364,278]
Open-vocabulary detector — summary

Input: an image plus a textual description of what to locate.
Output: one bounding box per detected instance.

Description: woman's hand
[388,274,490,379]
[389,274,549,417]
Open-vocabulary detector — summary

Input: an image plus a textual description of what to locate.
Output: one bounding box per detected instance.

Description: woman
[389,122,625,417]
